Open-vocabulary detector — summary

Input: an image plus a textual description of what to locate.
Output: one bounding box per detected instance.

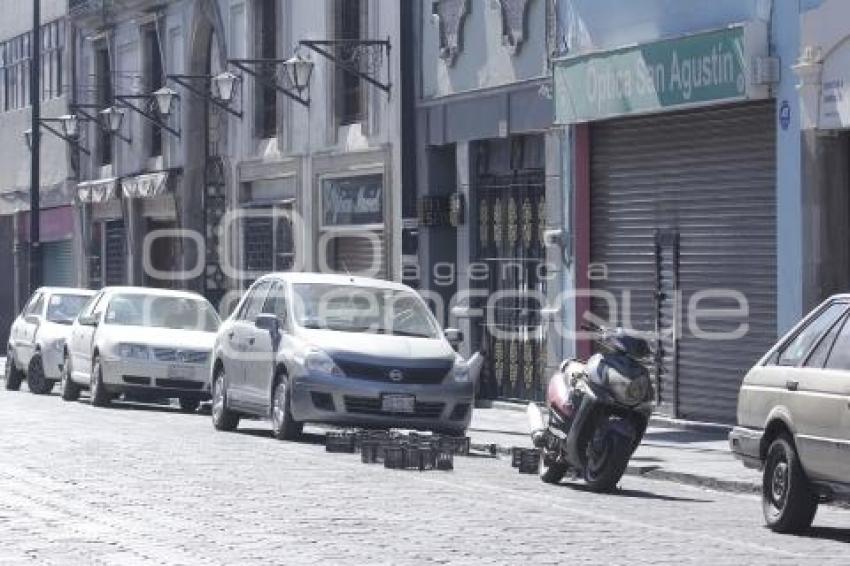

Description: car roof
[261,272,415,293]
[35,287,97,296]
[98,286,209,301]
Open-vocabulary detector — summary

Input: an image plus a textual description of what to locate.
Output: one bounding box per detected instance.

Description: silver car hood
[296,328,455,361]
[100,325,217,350]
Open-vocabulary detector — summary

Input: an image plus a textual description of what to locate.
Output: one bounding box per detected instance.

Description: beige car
[730,295,850,533]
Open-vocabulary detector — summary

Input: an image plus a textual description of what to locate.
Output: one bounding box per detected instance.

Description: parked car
[5,287,96,394]
[210,273,473,439]
[61,287,221,411]
[730,294,850,533]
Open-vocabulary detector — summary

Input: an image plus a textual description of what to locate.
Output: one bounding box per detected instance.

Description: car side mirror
[255,313,282,336]
[78,315,98,327]
[444,328,464,346]
[24,314,40,325]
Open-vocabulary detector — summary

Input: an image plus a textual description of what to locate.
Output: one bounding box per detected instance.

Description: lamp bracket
[228,59,310,108]
[299,39,392,94]
[167,74,244,119]
[69,104,133,144]
[115,94,181,138]
[37,119,91,156]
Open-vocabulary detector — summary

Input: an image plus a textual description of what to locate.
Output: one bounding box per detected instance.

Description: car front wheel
[4,352,23,391]
[89,358,111,407]
[271,377,302,441]
[211,370,239,432]
[763,435,818,533]
[60,355,80,401]
[27,353,54,395]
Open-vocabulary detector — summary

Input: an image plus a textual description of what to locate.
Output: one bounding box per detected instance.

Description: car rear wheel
[271,378,302,441]
[60,355,80,402]
[4,352,23,391]
[763,435,818,533]
[89,358,111,407]
[211,370,239,432]
[27,353,54,395]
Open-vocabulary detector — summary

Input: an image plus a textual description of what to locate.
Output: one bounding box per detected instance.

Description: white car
[5,287,96,394]
[61,287,221,411]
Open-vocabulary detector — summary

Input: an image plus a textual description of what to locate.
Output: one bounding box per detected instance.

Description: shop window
[254,0,278,139]
[95,44,113,166]
[243,205,295,287]
[334,0,365,127]
[145,27,163,157]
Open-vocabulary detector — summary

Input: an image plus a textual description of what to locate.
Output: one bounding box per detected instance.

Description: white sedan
[5,287,96,394]
[61,287,221,411]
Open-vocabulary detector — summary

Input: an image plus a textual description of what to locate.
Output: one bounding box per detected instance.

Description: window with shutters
[254,0,278,139]
[334,0,365,126]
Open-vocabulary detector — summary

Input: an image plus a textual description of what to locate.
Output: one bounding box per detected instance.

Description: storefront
[556,24,779,422]
[17,206,77,288]
[417,80,560,402]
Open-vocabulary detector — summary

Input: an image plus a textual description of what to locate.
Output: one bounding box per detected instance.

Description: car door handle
[248,337,256,346]
[228,332,235,340]
[786,380,799,392]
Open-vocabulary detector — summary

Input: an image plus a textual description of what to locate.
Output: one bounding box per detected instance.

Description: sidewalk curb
[484,400,732,436]
[467,430,761,496]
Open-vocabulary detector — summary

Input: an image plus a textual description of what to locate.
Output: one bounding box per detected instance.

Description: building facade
[415,0,564,402]
[553,0,804,423]
[67,0,407,315]
[0,0,76,352]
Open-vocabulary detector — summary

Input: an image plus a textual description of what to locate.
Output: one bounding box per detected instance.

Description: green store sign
[554,26,751,124]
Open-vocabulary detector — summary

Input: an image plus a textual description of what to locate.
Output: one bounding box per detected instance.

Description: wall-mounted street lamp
[299,38,391,94]
[228,48,314,107]
[24,116,91,156]
[152,86,179,117]
[167,71,243,119]
[99,106,125,134]
[68,103,133,145]
[112,90,181,139]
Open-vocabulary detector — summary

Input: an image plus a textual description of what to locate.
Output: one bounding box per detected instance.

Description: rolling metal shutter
[589,101,777,423]
[329,232,386,279]
[42,240,74,287]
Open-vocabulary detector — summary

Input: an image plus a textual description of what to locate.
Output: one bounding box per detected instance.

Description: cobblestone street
[1,390,849,565]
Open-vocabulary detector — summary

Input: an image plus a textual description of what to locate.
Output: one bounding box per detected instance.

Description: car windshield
[104,294,220,332]
[292,283,439,339]
[46,294,92,324]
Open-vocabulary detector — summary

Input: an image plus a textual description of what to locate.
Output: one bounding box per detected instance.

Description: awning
[76,178,118,204]
[121,171,170,199]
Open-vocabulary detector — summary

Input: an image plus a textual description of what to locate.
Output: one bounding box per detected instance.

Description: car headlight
[451,358,470,383]
[304,349,345,377]
[118,343,151,360]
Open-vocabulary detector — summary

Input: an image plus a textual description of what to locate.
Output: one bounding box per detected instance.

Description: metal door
[589,101,777,423]
[103,220,126,286]
[476,171,547,401]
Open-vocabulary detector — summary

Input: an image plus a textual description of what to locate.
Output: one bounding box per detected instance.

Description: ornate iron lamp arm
[299,39,392,94]
[228,59,310,107]
[114,95,181,138]
[38,120,91,155]
[167,74,243,119]
[69,103,133,144]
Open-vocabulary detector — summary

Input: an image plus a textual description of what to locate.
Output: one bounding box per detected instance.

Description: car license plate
[167,365,194,379]
[382,394,415,414]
